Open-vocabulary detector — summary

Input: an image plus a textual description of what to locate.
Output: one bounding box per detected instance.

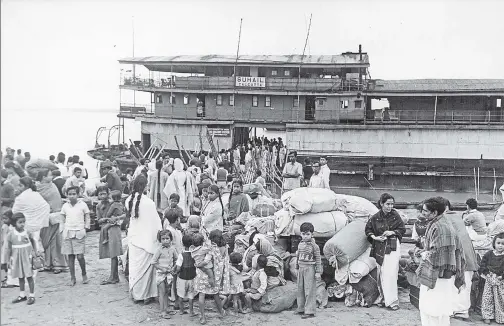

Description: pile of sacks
[275,187,382,307]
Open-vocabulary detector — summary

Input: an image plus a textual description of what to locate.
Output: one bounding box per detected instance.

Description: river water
[1,108,141,179]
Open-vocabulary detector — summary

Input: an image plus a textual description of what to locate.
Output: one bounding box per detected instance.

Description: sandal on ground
[160,312,171,319]
[100,279,119,285]
[389,305,400,311]
[27,297,35,305]
[301,314,315,319]
[53,269,62,274]
[12,296,27,304]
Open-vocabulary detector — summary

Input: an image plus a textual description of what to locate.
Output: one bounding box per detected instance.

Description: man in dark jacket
[51,169,66,198]
[0,169,15,209]
[101,161,123,192]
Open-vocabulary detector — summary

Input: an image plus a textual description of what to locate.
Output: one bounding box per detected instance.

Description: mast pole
[296,14,312,123]
[132,16,136,109]
[233,18,243,122]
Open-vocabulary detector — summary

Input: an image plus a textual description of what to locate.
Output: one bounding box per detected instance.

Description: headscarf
[174,158,184,172]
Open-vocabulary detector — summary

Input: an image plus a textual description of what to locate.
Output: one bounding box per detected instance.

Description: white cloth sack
[334,248,377,285]
[293,211,348,238]
[323,220,370,268]
[287,188,338,215]
[334,194,379,220]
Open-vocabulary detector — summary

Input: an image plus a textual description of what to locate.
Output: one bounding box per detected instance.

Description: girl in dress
[479,232,504,324]
[2,213,38,305]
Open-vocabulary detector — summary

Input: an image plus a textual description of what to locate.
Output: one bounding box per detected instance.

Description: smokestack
[359,44,362,61]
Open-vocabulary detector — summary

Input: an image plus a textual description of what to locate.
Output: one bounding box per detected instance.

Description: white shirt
[320,164,331,186]
[56,163,71,178]
[309,172,330,189]
[61,200,90,239]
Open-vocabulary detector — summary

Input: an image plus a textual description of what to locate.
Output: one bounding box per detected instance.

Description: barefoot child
[479,232,504,324]
[190,233,215,287]
[102,190,125,245]
[1,209,12,286]
[175,234,197,316]
[61,186,90,286]
[97,188,124,285]
[228,252,245,313]
[243,254,268,313]
[151,230,178,319]
[295,222,322,319]
[1,213,38,304]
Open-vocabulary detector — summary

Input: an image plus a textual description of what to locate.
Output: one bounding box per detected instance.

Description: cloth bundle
[323,220,370,268]
[333,248,377,285]
[292,211,348,238]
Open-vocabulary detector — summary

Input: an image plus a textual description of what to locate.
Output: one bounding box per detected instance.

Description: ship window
[156,94,162,103]
[293,97,299,107]
[216,95,223,106]
[341,100,349,109]
[355,100,362,108]
[497,98,501,108]
[183,95,189,105]
[169,95,176,104]
[265,96,271,107]
[271,70,278,76]
[284,70,291,77]
[229,95,235,106]
[252,96,258,107]
[318,99,325,106]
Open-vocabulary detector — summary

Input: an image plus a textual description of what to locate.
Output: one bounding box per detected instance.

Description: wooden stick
[154,144,166,161]
[174,136,188,169]
[144,138,157,159]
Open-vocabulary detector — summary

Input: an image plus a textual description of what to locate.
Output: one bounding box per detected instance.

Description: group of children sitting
[150,199,323,323]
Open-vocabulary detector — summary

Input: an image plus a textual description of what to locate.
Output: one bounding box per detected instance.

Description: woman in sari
[12,177,49,256]
[256,237,286,288]
[125,175,163,303]
[364,193,405,310]
[163,158,193,217]
[201,185,225,234]
[416,197,466,326]
[35,170,67,274]
[147,160,169,211]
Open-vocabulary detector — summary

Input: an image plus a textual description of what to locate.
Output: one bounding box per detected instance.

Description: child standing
[295,222,322,319]
[1,213,37,304]
[243,254,268,313]
[479,232,504,324]
[175,234,197,316]
[227,180,249,222]
[164,194,184,223]
[61,186,91,286]
[228,252,245,314]
[102,190,125,245]
[151,230,178,319]
[190,233,215,287]
[97,188,124,285]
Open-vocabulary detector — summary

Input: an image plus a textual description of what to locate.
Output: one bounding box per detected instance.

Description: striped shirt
[296,239,322,273]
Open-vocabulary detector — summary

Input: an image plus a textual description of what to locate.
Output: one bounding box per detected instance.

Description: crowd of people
[1,143,503,326]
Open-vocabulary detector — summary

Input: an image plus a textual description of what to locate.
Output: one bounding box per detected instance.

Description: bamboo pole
[474,168,478,200]
[153,144,166,161]
[144,138,157,159]
[174,136,188,169]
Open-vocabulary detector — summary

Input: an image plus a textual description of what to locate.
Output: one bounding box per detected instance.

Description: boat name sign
[235,76,266,88]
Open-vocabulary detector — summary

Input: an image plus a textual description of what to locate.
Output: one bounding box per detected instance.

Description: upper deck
[118,53,369,94]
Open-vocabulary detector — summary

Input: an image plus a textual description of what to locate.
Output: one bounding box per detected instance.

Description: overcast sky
[2,0,503,111]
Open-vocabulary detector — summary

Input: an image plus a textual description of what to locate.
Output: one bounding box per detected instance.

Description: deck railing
[368,109,504,124]
[121,76,366,93]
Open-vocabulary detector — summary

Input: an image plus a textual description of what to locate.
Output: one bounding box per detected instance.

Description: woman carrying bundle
[365,193,405,311]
